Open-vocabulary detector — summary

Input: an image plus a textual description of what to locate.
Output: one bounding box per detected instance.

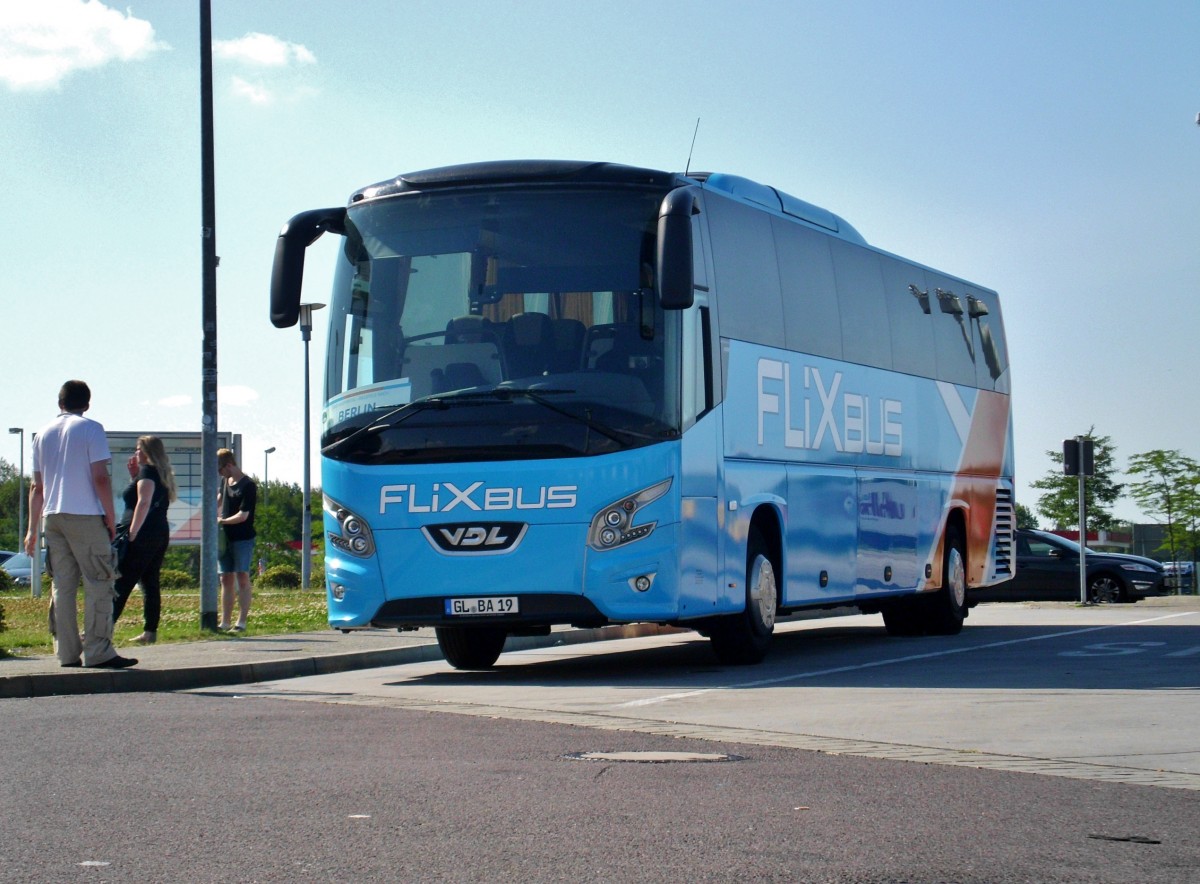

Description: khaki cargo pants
[44,513,119,667]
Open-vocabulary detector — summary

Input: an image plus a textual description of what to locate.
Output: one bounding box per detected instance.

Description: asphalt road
[2,600,1198,883]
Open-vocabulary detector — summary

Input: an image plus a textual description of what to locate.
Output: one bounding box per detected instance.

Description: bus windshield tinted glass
[322,188,680,464]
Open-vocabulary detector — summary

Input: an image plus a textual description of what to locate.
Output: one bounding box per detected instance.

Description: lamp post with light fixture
[299,302,325,590]
[263,446,275,505]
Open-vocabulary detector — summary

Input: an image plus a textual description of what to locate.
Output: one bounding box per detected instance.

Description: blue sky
[2,0,1198,524]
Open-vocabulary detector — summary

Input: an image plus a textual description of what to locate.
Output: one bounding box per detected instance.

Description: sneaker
[131,631,157,645]
[61,661,82,668]
[89,655,138,669]
[229,625,246,634]
[217,623,231,632]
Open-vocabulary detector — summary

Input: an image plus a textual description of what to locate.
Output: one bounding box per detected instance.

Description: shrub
[0,598,6,635]
[0,569,14,593]
[159,569,194,590]
[257,564,301,589]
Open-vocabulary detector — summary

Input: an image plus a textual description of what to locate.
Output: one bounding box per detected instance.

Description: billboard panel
[107,431,241,546]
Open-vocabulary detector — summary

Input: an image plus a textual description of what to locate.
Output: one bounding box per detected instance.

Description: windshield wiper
[490,387,663,445]
[323,384,667,458]
[321,394,466,458]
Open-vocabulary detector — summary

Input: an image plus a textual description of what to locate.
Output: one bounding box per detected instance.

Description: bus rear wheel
[709,528,776,665]
[882,525,967,637]
[436,626,508,670]
[925,524,967,635]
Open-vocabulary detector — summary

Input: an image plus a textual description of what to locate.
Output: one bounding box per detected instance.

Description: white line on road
[617,611,1197,708]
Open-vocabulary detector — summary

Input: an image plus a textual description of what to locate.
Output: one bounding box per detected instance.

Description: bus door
[675,208,725,617]
[855,472,922,597]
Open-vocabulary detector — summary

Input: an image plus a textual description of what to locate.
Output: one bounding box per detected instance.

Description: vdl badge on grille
[446,597,519,616]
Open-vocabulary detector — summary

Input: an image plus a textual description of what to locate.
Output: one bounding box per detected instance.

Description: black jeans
[113,528,170,632]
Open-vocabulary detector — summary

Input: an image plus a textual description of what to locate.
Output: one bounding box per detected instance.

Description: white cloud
[213,32,316,104]
[158,395,193,409]
[220,386,260,408]
[0,0,166,92]
[213,32,315,68]
[230,75,272,105]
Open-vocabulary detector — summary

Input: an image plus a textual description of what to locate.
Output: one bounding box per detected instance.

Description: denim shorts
[218,539,256,574]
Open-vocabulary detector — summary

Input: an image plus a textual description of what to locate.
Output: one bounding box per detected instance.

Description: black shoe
[61,661,82,668]
[89,655,138,669]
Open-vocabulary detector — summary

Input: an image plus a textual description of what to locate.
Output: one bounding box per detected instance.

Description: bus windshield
[321,187,681,464]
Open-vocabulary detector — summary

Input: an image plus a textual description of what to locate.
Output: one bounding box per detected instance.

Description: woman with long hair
[113,435,177,644]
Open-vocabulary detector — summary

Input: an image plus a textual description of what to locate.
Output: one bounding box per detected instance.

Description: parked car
[1,550,46,587]
[974,529,1166,604]
[1163,561,1194,594]
[0,550,15,565]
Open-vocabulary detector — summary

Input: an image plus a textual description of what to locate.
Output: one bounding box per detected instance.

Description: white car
[1163,561,1194,594]
[1,551,46,586]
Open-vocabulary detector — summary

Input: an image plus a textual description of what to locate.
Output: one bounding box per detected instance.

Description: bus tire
[709,528,777,665]
[926,524,967,635]
[435,626,507,670]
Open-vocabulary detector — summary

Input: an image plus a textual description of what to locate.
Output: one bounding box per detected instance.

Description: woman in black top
[113,435,177,644]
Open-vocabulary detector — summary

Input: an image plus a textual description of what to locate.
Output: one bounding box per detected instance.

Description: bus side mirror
[656,188,697,310]
[270,207,346,328]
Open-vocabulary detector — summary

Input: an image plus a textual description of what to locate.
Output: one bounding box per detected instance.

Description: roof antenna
[684,117,700,176]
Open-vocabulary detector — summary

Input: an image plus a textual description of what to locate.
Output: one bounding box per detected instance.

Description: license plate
[445,596,519,616]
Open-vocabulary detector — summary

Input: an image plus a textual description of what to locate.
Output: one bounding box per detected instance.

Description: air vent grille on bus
[993,488,1015,577]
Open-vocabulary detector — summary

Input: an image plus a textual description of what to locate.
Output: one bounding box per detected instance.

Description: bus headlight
[324,494,376,559]
[587,479,671,552]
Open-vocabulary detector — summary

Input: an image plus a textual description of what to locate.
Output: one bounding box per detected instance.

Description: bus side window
[682,303,713,428]
[927,274,977,386]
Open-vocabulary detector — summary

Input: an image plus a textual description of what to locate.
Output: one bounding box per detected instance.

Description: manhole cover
[564,751,744,764]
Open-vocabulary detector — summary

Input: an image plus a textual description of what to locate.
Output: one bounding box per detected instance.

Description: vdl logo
[421,522,528,556]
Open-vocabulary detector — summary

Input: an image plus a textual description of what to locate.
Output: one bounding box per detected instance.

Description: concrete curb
[0,623,688,700]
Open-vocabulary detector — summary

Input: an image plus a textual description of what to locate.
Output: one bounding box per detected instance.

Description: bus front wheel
[436,626,507,670]
[709,528,777,665]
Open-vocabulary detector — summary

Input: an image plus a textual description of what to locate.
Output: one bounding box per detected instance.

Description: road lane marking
[617,611,1197,708]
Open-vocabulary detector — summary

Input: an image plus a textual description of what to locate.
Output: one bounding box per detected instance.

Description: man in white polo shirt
[26,380,136,669]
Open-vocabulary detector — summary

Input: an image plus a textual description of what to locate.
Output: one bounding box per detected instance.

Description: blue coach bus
[270,160,1014,669]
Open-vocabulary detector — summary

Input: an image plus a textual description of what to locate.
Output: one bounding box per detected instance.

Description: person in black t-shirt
[216,448,257,632]
[113,435,177,644]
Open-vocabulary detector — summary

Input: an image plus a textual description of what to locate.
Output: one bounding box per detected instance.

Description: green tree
[1127,450,1199,569]
[1015,502,1039,529]
[250,478,325,574]
[1030,428,1123,531]
[0,457,23,550]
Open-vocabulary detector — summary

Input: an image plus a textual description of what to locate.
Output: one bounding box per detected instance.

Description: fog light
[629,573,655,593]
[330,583,346,601]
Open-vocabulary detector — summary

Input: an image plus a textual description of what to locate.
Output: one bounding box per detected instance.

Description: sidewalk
[0,623,684,700]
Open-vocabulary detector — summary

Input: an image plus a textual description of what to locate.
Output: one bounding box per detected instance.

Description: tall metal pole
[198,0,219,629]
[298,303,324,591]
[1077,435,1088,605]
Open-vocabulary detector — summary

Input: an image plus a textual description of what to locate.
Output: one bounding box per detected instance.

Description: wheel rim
[1091,577,1120,603]
[947,545,966,608]
[749,554,778,631]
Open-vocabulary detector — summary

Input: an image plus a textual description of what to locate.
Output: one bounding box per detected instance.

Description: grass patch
[0,588,329,658]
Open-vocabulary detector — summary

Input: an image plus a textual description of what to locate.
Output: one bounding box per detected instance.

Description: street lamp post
[263,446,275,505]
[8,428,23,546]
[298,302,325,591]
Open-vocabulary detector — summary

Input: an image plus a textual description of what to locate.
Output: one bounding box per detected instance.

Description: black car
[974,529,1166,604]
